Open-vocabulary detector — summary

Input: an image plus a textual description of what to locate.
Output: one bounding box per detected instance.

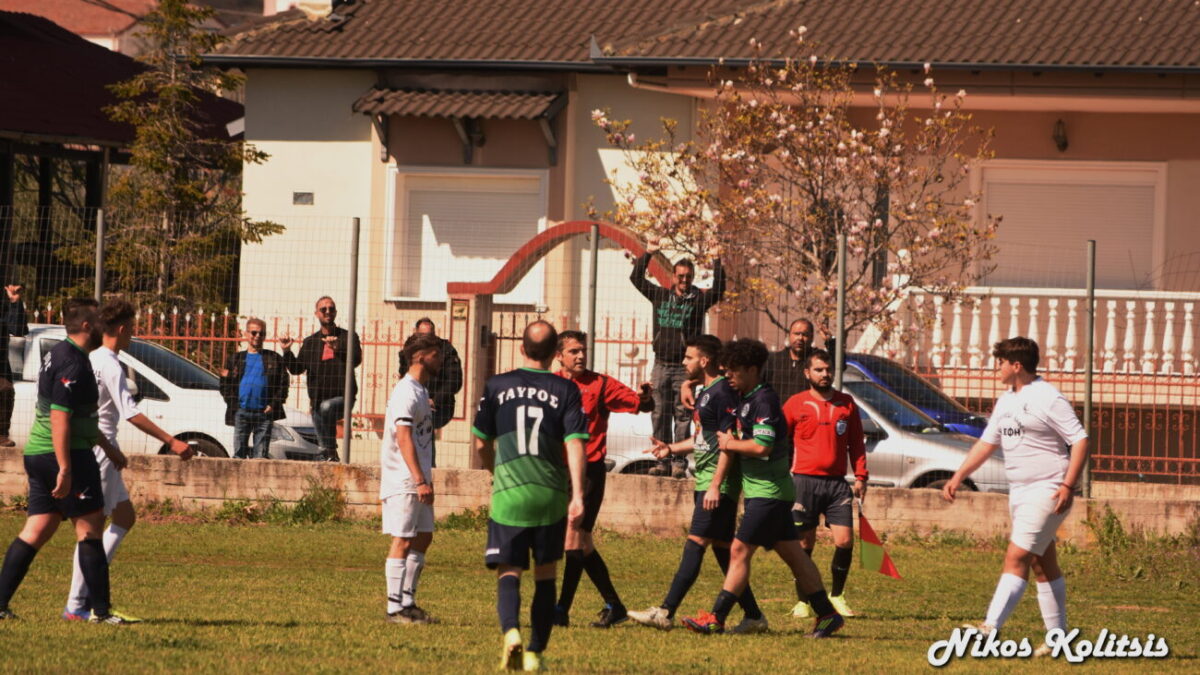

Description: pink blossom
[923,62,932,74]
[923,77,934,87]
[957,89,967,98]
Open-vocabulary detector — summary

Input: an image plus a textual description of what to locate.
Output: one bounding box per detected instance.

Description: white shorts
[1008,482,1069,556]
[382,494,435,538]
[98,460,130,516]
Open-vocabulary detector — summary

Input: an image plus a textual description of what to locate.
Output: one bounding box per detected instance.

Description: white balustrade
[1183,303,1196,375]
[930,296,946,368]
[987,297,1001,367]
[1122,301,1137,372]
[1007,297,1021,342]
[1045,299,1060,370]
[1140,302,1157,373]
[949,302,964,367]
[1063,299,1078,371]
[968,302,983,368]
[1160,302,1176,375]
[1103,300,1118,372]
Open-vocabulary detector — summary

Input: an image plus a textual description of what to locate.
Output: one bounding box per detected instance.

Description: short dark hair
[686,334,722,361]
[789,318,814,333]
[805,348,832,369]
[993,337,1039,373]
[673,258,695,272]
[414,317,435,331]
[557,330,587,351]
[522,320,558,362]
[97,299,136,335]
[720,338,769,371]
[403,332,441,363]
[315,295,335,308]
[63,298,99,333]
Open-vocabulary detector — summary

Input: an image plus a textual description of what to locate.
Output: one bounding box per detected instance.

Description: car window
[124,340,220,390]
[848,354,970,414]
[39,338,63,370]
[130,367,168,401]
[845,380,941,433]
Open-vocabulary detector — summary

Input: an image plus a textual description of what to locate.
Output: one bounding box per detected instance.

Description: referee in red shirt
[553,330,653,628]
[782,348,867,619]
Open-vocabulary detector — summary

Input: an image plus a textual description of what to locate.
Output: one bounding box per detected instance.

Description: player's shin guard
[984,573,1027,630]
[498,574,521,633]
[1036,577,1067,632]
[795,579,836,617]
[710,589,739,625]
[830,545,853,597]
[386,557,407,614]
[711,547,762,620]
[77,538,111,616]
[528,579,555,653]
[0,538,38,608]
[403,551,425,608]
[662,540,705,617]
[556,549,584,613]
[582,551,622,608]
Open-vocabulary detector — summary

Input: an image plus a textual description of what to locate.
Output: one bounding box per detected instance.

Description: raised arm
[630,252,663,302]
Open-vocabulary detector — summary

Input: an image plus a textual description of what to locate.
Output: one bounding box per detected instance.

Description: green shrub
[290,477,346,524]
[438,506,489,531]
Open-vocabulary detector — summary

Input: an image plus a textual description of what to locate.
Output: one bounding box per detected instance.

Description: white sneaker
[626,606,673,630]
[960,622,996,634]
[730,615,769,634]
[1034,642,1052,657]
[791,601,814,618]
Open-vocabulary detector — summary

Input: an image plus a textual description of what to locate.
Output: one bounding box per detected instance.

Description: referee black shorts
[26,448,105,518]
[579,460,607,533]
[791,474,854,532]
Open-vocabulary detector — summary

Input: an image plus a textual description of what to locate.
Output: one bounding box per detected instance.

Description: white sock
[386,558,407,614]
[983,573,1027,630]
[403,551,425,608]
[1036,577,1067,633]
[65,523,130,613]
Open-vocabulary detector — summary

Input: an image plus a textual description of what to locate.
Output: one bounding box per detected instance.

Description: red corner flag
[858,501,901,579]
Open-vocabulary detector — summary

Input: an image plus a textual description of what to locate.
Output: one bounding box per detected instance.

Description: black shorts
[580,460,607,533]
[736,497,798,549]
[688,491,739,542]
[25,449,104,518]
[485,517,567,570]
[792,474,855,532]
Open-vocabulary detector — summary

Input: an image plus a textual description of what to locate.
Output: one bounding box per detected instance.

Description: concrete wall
[3,450,1194,544]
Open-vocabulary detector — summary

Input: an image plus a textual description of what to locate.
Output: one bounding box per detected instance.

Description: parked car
[846,352,989,437]
[7,325,324,460]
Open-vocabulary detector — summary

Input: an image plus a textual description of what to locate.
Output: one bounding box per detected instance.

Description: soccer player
[62,299,194,621]
[381,332,443,624]
[943,337,1088,653]
[682,338,843,637]
[785,348,867,619]
[552,329,652,629]
[628,334,766,633]
[474,320,588,671]
[0,299,130,624]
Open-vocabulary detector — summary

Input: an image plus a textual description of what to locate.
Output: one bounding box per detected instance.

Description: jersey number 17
[515,405,544,456]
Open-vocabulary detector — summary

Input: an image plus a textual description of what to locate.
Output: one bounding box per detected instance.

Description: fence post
[94,208,105,301]
[834,232,847,390]
[341,217,361,464]
[586,221,599,369]
[1083,240,1095,498]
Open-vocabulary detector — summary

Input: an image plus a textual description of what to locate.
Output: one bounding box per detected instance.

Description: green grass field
[0,502,1195,673]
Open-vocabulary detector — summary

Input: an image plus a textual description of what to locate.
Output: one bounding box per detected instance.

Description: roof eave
[595,55,1200,74]
[201,54,617,73]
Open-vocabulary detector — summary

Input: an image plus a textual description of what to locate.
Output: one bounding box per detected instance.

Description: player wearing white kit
[381,332,443,624]
[943,337,1088,653]
[63,300,194,621]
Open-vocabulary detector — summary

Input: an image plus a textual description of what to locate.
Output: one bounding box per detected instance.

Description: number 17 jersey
[472,368,589,527]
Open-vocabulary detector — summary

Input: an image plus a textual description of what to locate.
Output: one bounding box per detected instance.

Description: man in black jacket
[397,318,462,467]
[630,240,725,478]
[763,318,816,404]
[281,297,362,461]
[220,318,289,459]
[0,283,28,447]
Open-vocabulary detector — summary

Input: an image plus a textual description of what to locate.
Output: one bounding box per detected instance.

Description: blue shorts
[736,497,798,549]
[485,517,567,570]
[688,490,739,542]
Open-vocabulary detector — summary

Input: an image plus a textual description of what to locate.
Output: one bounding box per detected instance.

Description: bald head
[522,320,558,364]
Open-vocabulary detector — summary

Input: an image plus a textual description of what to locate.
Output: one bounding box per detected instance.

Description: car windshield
[125,340,220,390]
[848,353,971,414]
[845,380,943,433]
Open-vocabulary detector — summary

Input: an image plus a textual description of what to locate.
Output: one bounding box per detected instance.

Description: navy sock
[0,538,37,609]
[557,549,584,614]
[662,540,705,617]
[805,588,836,617]
[831,546,853,597]
[498,575,521,633]
[582,550,622,608]
[77,538,110,616]
[528,579,555,653]
[710,589,739,624]
[711,546,762,620]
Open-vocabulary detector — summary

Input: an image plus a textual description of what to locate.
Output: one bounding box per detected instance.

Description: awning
[352,88,562,120]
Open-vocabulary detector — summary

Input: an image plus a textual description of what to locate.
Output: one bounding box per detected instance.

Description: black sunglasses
[317,307,336,314]
[247,330,264,336]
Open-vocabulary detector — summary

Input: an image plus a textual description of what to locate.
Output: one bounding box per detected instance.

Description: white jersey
[91,346,141,459]
[380,375,434,500]
[982,378,1087,488]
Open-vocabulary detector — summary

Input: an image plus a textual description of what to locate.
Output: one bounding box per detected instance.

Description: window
[388,170,547,303]
[124,340,219,390]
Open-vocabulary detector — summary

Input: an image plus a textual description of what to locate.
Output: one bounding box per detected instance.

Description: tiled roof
[0,0,154,36]
[353,89,561,119]
[603,0,1200,70]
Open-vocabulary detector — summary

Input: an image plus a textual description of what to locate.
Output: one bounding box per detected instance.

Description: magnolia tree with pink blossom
[593,30,999,343]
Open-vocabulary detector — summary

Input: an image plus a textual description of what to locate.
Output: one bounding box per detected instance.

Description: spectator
[281,297,362,462]
[0,283,28,448]
[397,318,463,466]
[220,318,290,460]
[630,240,725,478]
[763,319,816,404]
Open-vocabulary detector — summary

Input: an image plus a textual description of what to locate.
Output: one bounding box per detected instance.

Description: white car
[7,325,323,460]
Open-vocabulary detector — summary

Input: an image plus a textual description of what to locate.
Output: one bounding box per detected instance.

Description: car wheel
[919,477,976,491]
[187,438,228,458]
[621,460,658,475]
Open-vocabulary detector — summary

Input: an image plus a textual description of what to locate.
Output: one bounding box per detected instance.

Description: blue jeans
[651,361,692,471]
[233,409,273,459]
[313,397,346,453]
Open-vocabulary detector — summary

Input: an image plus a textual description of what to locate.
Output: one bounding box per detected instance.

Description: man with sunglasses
[221,318,290,459]
[281,297,362,461]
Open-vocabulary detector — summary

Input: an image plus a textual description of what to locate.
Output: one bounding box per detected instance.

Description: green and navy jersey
[735,383,795,501]
[472,368,589,527]
[26,338,101,456]
[693,376,741,495]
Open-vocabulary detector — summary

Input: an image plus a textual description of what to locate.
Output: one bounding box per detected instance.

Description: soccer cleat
[406,605,436,624]
[806,612,844,638]
[1034,643,1052,658]
[960,622,996,634]
[521,651,543,671]
[500,628,524,671]
[791,600,814,618]
[0,608,18,620]
[682,611,724,635]
[730,615,770,634]
[106,608,144,624]
[88,612,137,625]
[627,605,673,630]
[62,607,91,622]
[829,594,856,617]
[552,605,569,627]
[386,610,411,624]
[590,604,628,628]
